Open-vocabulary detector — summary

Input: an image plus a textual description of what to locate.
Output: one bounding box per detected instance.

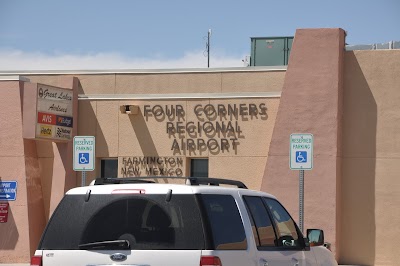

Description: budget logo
[56,116,73,127]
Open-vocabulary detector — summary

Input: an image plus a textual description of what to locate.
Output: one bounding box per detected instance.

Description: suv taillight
[200,256,222,266]
[31,255,42,266]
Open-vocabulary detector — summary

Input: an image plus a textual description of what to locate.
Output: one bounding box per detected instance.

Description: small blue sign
[296,151,307,163]
[56,115,73,128]
[0,181,17,201]
[79,153,90,164]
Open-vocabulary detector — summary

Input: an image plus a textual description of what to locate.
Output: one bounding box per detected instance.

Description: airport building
[0,28,399,265]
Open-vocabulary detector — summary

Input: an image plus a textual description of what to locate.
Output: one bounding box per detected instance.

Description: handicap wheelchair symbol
[79,153,89,164]
[296,151,307,163]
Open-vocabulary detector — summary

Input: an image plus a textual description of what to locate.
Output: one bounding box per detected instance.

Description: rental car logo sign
[73,136,95,171]
[290,133,313,170]
[36,84,74,141]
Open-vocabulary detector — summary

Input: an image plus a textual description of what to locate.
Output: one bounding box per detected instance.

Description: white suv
[31,177,337,266]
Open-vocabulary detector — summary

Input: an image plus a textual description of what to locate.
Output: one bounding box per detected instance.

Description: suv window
[200,194,247,250]
[264,198,300,247]
[39,194,205,250]
[243,196,276,247]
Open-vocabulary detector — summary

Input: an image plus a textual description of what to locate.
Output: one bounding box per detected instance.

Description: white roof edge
[79,92,282,100]
[0,66,287,75]
[0,75,30,81]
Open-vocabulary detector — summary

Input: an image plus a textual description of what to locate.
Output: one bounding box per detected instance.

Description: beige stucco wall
[61,69,284,188]
[340,50,400,266]
[26,69,285,188]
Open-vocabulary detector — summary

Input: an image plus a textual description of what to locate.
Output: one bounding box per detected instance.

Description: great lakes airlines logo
[38,87,72,101]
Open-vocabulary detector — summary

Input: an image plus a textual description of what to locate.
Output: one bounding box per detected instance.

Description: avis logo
[42,115,52,123]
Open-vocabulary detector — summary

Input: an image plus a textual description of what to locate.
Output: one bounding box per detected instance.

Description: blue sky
[0,0,399,70]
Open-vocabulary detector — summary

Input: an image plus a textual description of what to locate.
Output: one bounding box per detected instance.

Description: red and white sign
[0,202,9,223]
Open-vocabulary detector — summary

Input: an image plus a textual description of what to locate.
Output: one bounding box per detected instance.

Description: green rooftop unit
[250,36,294,66]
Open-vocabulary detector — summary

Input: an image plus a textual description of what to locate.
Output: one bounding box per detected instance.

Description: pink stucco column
[261,28,345,256]
[0,76,78,263]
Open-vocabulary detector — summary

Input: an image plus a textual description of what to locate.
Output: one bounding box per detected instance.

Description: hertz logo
[40,126,52,136]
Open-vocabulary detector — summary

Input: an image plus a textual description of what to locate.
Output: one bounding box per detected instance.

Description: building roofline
[0,66,287,76]
[0,75,30,81]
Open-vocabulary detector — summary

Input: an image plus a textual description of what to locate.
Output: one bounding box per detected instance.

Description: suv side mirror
[303,237,310,251]
[307,229,324,246]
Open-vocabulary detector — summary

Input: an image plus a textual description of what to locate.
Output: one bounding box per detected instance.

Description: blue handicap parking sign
[79,153,90,164]
[296,151,307,163]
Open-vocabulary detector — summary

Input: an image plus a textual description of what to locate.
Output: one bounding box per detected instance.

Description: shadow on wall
[340,51,376,265]
[127,109,166,180]
[129,111,158,156]
[0,178,19,250]
[77,79,106,183]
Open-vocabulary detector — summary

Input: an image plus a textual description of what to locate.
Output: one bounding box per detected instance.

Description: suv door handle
[260,258,269,266]
[292,257,299,266]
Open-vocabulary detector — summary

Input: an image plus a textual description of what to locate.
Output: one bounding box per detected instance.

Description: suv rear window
[39,194,205,250]
[200,194,247,250]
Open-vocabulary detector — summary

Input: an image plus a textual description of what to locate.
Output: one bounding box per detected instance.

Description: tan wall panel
[342,50,400,265]
[339,158,376,265]
[185,100,210,157]
[209,156,268,190]
[96,101,119,157]
[75,74,115,94]
[118,156,186,179]
[375,158,400,265]
[118,101,146,157]
[209,98,278,157]
[77,101,97,136]
[25,75,75,89]
[118,100,187,157]
[344,51,400,158]
[221,71,285,93]
[115,73,222,94]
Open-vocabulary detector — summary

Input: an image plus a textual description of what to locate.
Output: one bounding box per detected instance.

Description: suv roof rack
[93,177,247,189]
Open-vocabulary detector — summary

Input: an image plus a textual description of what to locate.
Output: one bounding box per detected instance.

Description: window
[101,158,118,178]
[40,194,205,250]
[201,194,247,250]
[190,158,208,177]
[243,196,276,247]
[264,198,300,247]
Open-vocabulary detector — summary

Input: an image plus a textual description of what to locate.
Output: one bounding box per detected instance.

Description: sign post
[290,133,313,233]
[73,136,95,186]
